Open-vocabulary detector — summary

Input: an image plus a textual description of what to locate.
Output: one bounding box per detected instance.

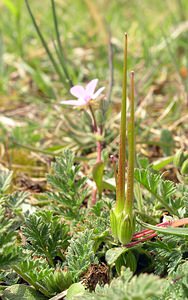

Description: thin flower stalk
[61,79,105,205]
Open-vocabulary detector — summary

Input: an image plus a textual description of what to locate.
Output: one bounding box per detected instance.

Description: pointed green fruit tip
[118,212,135,245]
[181,158,188,175]
[173,149,185,168]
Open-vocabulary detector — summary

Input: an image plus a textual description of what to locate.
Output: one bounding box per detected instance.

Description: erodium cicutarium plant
[110,34,136,244]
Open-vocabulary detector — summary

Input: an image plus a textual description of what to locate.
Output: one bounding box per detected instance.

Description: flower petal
[92,87,105,99]
[70,85,86,99]
[60,99,85,106]
[86,79,98,96]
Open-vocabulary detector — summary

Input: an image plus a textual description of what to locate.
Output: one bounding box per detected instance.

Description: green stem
[125,71,135,215]
[116,33,127,213]
[45,251,54,267]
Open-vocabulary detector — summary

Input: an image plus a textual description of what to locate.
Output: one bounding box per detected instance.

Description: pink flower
[61,79,105,107]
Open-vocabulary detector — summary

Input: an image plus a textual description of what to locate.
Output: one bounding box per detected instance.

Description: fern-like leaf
[23,210,69,266]
[47,150,89,220]
[134,168,177,215]
[0,206,20,269]
[15,257,73,297]
[66,229,98,280]
[0,168,13,194]
[162,262,188,300]
[147,234,188,275]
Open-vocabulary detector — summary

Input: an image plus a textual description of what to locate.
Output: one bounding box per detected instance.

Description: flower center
[84,94,91,102]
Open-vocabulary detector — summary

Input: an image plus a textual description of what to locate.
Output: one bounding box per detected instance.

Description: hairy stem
[125,71,135,215]
[116,33,127,213]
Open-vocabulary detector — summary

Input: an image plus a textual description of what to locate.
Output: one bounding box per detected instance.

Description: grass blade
[51,0,73,88]
[25,0,68,90]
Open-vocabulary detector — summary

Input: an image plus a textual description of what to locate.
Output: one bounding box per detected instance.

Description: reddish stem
[91,187,97,206]
[125,218,188,248]
[97,127,102,163]
[126,233,157,248]
[132,221,172,240]
[89,105,103,205]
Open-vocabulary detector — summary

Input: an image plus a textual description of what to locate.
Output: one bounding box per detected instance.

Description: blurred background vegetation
[0,0,187,190]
